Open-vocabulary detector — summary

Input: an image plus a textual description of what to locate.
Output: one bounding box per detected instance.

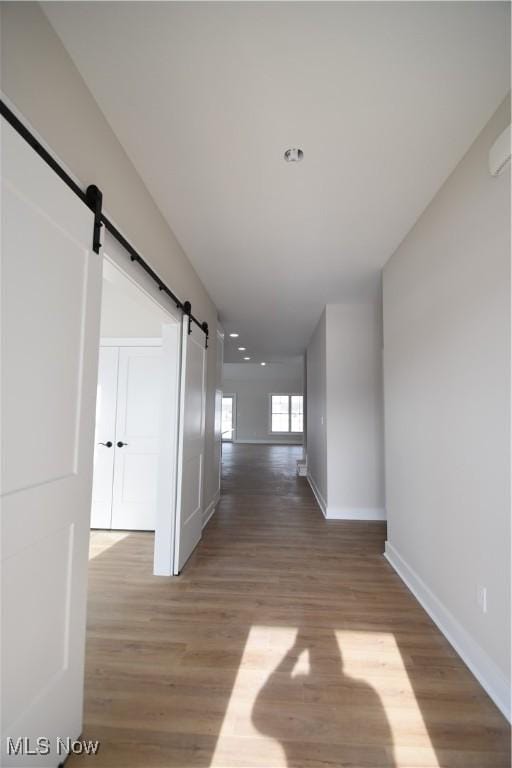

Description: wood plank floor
[75,443,510,767]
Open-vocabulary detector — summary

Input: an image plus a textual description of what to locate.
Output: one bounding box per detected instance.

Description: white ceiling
[44,2,510,362]
[224,360,303,383]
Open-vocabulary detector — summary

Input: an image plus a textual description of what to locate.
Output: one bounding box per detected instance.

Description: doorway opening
[89,233,189,578]
[221,393,236,442]
[91,230,208,578]
[91,259,174,532]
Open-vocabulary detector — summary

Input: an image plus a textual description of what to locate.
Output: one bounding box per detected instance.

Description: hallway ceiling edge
[43,2,510,361]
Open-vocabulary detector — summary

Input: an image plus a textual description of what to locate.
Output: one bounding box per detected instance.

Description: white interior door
[90,347,118,528]
[1,121,102,765]
[174,320,206,573]
[110,346,162,530]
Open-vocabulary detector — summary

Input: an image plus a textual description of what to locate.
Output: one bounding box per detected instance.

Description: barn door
[1,121,102,765]
[174,319,206,573]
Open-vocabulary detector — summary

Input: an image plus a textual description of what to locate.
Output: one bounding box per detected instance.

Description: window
[270,394,303,433]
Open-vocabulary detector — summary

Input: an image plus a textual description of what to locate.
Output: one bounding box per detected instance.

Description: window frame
[268,393,304,435]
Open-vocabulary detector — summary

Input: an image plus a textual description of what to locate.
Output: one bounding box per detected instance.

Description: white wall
[0,2,221,512]
[326,302,385,519]
[223,362,303,444]
[306,304,385,518]
[305,311,327,508]
[100,264,171,339]
[383,96,510,718]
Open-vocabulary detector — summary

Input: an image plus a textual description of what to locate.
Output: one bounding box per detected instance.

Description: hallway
[79,445,510,768]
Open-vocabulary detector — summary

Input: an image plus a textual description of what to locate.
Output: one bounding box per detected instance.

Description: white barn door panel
[154,324,181,576]
[174,321,206,574]
[1,122,102,765]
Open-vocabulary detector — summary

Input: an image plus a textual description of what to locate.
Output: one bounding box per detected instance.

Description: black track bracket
[85,185,103,254]
[183,301,193,334]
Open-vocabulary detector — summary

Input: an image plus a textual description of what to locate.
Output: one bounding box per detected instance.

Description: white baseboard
[326,507,386,521]
[234,438,303,445]
[202,491,220,529]
[306,473,327,516]
[385,541,511,722]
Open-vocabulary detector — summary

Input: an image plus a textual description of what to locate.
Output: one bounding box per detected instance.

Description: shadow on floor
[252,627,396,767]
[73,444,510,768]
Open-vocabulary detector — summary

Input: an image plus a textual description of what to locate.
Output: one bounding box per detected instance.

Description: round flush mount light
[284,148,303,163]
[229,333,239,338]
[238,347,246,351]
[260,362,267,366]
[244,356,251,361]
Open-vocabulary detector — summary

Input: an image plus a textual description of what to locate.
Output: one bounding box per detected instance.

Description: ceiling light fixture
[260,362,266,366]
[238,347,246,351]
[244,357,251,361]
[284,148,303,163]
[229,333,239,338]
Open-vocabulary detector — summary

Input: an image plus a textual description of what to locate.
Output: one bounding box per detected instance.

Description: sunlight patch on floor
[209,626,440,768]
[88,530,131,560]
[209,626,294,768]
[336,630,440,768]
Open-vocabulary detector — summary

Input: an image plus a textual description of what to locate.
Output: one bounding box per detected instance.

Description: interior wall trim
[385,540,511,722]
[326,507,386,521]
[307,473,327,516]
[234,438,303,445]
[202,491,220,529]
